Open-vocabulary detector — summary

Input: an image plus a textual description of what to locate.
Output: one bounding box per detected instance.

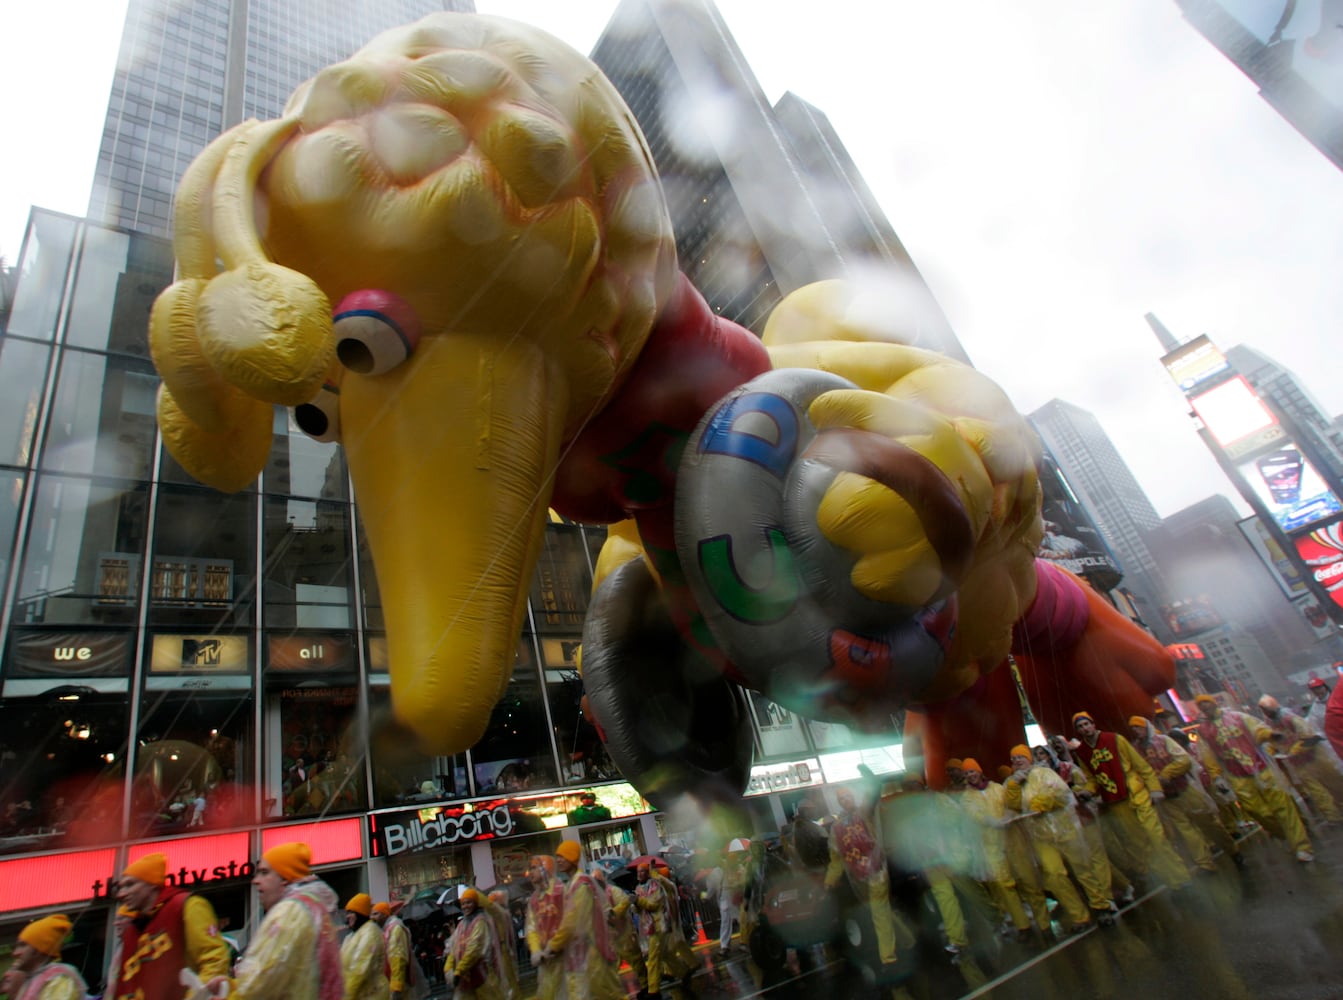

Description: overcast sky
[3,1,1341,521]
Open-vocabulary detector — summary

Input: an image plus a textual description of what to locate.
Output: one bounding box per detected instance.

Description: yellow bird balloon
[151,12,1174,804]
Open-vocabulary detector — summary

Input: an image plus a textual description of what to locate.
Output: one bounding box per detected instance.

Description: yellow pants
[1285,756,1343,822]
[1005,826,1051,932]
[1030,838,1090,928]
[1080,818,1132,896]
[1228,769,1312,854]
[1099,798,1192,889]
[1158,793,1217,871]
[984,876,1032,933]
[853,872,900,964]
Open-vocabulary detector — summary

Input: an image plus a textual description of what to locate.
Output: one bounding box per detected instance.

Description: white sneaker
[1296,849,1315,863]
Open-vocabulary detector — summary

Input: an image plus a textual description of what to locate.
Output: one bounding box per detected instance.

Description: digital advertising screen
[1237,444,1343,534]
[1189,375,1284,458]
[1293,517,1343,611]
[1161,334,1232,393]
[1035,451,1121,587]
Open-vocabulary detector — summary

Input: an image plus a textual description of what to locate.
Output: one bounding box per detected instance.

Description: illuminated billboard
[1237,444,1343,533]
[1035,451,1121,588]
[1189,376,1285,458]
[1161,334,1231,393]
[1178,0,1343,170]
[1238,515,1311,597]
[1294,517,1343,611]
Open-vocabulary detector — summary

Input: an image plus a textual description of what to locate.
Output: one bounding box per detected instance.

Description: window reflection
[149,486,255,628]
[130,690,255,838]
[0,337,52,467]
[42,350,158,479]
[539,634,619,785]
[263,497,353,629]
[368,684,470,807]
[529,525,593,633]
[265,407,347,500]
[0,686,127,856]
[0,471,22,586]
[15,476,148,626]
[6,213,78,342]
[64,226,172,357]
[357,509,382,631]
[471,637,558,793]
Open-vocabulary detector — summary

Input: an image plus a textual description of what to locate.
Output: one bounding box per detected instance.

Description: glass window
[129,689,255,839]
[42,350,158,479]
[14,476,149,626]
[357,509,382,631]
[0,336,52,466]
[368,683,470,808]
[159,440,261,491]
[265,684,366,819]
[387,847,472,905]
[149,486,256,628]
[0,470,23,586]
[64,226,173,357]
[528,525,593,633]
[539,634,619,785]
[0,687,128,856]
[471,637,558,794]
[262,497,353,629]
[6,213,78,342]
[264,407,348,500]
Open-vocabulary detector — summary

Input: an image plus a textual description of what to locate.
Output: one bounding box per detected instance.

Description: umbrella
[627,854,666,869]
[401,886,452,920]
[726,838,751,853]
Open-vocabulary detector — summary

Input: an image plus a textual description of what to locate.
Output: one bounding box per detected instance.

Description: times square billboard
[1036,450,1122,590]
[1177,0,1343,170]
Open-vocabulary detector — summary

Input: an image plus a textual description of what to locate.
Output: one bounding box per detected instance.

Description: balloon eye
[332,289,422,376]
[294,382,341,442]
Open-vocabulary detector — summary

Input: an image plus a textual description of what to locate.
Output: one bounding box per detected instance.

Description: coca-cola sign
[1294,519,1343,611]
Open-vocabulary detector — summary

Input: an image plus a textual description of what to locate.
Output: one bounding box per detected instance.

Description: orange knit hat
[1071,711,1094,728]
[959,758,982,774]
[19,914,72,958]
[122,852,167,886]
[263,841,312,881]
[1128,716,1150,729]
[372,902,392,917]
[459,887,481,904]
[1009,744,1031,760]
[555,841,581,864]
[345,893,372,916]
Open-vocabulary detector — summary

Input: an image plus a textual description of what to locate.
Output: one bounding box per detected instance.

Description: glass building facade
[0,212,897,990]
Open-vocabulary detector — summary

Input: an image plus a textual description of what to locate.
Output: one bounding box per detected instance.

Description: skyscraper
[591,0,968,360]
[1224,344,1343,479]
[1029,398,1170,632]
[87,0,468,238]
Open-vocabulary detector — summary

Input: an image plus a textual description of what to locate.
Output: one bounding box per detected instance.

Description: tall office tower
[1224,345,1343,479]
[590,0,968,360]
[1029,398,1170,634]
[87,0,468,238]
[1149,494,1317,695]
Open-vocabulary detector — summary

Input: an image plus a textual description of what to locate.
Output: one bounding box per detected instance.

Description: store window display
[129,690,254,838]
[368,683,469,807]
[471,639,558,794]
[0,688,127,855]
[266,685,366,819]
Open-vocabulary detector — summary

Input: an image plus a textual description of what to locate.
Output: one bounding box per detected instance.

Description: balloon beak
[340,333,567,754]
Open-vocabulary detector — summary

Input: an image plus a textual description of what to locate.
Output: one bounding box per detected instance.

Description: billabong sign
[374,802,516,857]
